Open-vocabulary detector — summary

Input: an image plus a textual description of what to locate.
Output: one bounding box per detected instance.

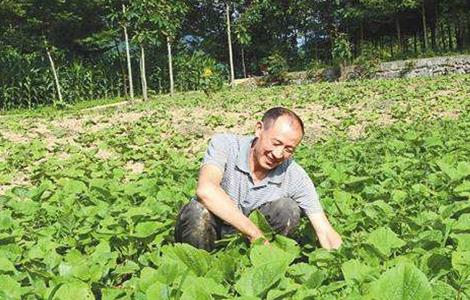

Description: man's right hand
[196,164,267,243]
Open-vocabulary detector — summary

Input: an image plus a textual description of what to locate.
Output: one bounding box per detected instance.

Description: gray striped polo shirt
[202,133,323,216]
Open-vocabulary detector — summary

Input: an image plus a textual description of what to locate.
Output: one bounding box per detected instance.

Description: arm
[307,212,342,250]
[196,164,265,242]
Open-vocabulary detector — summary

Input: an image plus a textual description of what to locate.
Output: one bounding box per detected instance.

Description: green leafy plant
[262,52,289,85]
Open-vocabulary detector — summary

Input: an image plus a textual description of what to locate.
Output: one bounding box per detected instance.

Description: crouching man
[175,107,342,251]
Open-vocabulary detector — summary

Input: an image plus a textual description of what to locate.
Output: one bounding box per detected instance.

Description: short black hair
[261,107,304,135]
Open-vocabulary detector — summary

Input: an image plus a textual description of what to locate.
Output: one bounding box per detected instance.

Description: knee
[174,200,218,251]
[176,200,212,227]
[258,198,300,236]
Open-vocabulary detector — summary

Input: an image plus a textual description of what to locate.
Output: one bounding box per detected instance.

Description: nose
[272,147,284,159]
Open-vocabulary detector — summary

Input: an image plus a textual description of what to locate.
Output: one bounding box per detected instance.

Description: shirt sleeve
[289,167,323,215]
[201,134,231,172]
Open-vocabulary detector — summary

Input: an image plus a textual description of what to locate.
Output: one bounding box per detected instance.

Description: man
[175,107,342,251]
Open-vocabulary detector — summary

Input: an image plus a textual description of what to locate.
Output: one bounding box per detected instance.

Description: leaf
[0,275,24,300]
[451,233,470,251]
[101,288,127,300]
[341,259,374,284]
[250,243,293,267]
[366,227,406,257]
[52,281,94,300]
[452,213,470,232]
[368,263,432,300]
[451,251,470,276]
[235,260,288,297]
[0,257,16,274]
[146,282,171,300]
[0,210,13,230]
[132,221,163,238]
[431,280,458,300]
[181,276,228,297]
[163,243,211,276]
[454,181,470,197]
[155,260,184,285]
[249,210,273,239]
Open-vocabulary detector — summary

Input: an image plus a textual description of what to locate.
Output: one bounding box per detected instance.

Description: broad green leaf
[249,210,273,239]
[0,275,24,300]
[451,234,470,251]
[333,190,353,214]
[368,263,432,300]
[60,178,88,195]
[206,250,238,282]
[181,276,228,297]
[0,257,16,274]
[452,213,470,232]
[146,282,171,300]
[132,221,163,238]
[454,181,470,197]
[250,243,293,267]
[101,288,127,300]
[341,259,374,284]
[163,243,211,276]
[431,280,458,300]
[52,282,94,300]
[366,227,406,257]
[0,210,13,230]
[235,260,288,297]
[451,251,470,276]
[155,260,184,285]
[138,267,159,292]
[288,263,317,283]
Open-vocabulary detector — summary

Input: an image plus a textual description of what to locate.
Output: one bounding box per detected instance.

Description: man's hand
[197,164,265,243]
[307,212,342,250]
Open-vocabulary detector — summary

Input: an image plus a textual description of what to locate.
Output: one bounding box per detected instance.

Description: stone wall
[234,55,470,87]
[375,55,470,79]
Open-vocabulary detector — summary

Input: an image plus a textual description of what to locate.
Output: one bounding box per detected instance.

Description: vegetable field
[0,75,469,299]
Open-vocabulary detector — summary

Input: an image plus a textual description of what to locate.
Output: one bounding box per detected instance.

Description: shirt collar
[236,135,289,185]
[236,135,255,174]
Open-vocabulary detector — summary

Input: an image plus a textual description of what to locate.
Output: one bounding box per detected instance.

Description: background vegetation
[1,0,470,109]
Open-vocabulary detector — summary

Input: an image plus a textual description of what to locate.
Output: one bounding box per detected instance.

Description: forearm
[307,212,342,250]
[197,185,263,241]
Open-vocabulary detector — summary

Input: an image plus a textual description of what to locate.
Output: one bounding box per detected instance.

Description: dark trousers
[174,198,301,251]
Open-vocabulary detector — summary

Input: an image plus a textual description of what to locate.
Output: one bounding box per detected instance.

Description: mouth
[265,156,279,167]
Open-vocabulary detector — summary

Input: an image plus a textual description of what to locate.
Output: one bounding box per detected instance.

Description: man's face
[252,116,303,172]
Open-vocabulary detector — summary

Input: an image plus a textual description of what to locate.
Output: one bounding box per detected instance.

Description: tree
[140,0,187,96]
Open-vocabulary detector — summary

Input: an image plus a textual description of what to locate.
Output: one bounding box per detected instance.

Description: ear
[254,121,263,138]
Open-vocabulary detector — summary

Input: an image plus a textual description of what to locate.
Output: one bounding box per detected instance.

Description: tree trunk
[447,22,453,50]
[395,16,402,52]
[421,1,428,51]
[226,2,235,87]
[167,35,174,96]
[241,47,247,78]
[440,22,446,50]
[45,44,63,104]
[114,40,128,98]
[360,20,364,52]
[122,4,134,101]
[414,32,418,53]
[140,45,148,101]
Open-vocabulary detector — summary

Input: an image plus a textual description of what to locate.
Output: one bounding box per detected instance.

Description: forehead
[263,116,303,145]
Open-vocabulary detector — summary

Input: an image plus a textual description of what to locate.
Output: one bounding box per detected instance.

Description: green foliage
[173,50,226,93]
[332,33,352,66]
[262,52,289,85]
[0,47,123,110]
[353,42,384,79]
